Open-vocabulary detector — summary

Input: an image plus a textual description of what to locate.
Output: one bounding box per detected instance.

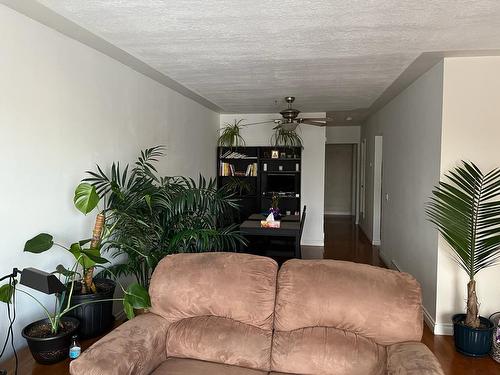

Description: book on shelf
[219,162,234,176]
[245,163,258,176]
[219,162,257,177]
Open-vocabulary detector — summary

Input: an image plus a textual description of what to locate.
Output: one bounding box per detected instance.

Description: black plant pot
[22,317,79,364]
[453,313,494,357]
[66,278,116,339]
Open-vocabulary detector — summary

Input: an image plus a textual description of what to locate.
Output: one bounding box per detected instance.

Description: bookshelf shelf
[217,146,301,224]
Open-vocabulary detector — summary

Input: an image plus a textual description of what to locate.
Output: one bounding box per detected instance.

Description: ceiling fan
[245,97,329,131]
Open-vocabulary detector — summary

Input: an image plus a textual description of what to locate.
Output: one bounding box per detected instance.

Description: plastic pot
[22,317,79,364]
[453,313,494,357]
[66,278,116,339]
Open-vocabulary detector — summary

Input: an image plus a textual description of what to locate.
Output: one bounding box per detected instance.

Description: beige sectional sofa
[70,252,443,375]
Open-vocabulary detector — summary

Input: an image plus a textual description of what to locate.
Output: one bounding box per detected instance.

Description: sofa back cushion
[149,252,278,371]
[271,259,423,375]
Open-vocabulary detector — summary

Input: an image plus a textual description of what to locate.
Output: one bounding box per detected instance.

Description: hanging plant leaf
[218,119,246,147]
[74,183,100,215]
[270,127,303,148]
[24,233,54,253]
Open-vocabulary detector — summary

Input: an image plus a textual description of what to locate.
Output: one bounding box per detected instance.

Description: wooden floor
[321,215,499,375]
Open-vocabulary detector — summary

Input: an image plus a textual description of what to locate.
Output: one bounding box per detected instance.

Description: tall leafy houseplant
[426,161,500,328]
[88,147,246,290]
[218,119,246,147]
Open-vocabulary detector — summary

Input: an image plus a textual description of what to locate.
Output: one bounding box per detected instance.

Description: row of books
[220,162,258,176]
[219,150,257,159]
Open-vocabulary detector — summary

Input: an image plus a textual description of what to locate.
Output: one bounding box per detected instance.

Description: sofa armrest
[387,342,444,375]
[70,313,169,375]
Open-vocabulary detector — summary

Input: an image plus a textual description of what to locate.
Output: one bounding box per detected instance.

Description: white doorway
[324,144,358,217]
[372,135,383,245]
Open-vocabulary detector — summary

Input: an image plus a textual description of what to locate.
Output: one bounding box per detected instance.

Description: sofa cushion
[271,259,423,375]
[151,357,268,375]
[149,252,278,330]
[272,326,386,375]
[149,252,278,370]
[274,259,423,345]
[166,315,272,370]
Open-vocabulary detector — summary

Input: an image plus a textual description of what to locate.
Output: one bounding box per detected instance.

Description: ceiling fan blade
[300,117,331,121]
[242,120,279,126]
[301,121,326,127]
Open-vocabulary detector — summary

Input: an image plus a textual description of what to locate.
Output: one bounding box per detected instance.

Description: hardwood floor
[321,215,500,375]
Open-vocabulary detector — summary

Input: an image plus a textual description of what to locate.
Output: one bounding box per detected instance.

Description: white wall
[220,114,326,246]
[324,144,354,215]
[0,5,219,357]
[435,57,500,332]
[326,126,360,144]
[360,62,444,321]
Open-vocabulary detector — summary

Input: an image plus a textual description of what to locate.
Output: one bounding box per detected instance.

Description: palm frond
[426,161,500,278]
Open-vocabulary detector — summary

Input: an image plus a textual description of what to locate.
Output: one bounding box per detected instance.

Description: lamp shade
[20,267,66,294]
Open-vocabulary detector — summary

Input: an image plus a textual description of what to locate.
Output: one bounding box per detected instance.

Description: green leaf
[69,243,108,267]
[24,233,54,253]
[74,183,100,215]
[0,283,14,304]
[123,300,135,320]
[124,283,151,309]
[80,249,109,264]
[427,161,500,278]
[53,264,77,277]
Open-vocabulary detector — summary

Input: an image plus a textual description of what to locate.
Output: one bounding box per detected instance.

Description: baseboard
[434,322,454,335]
[378,249,393,269]
[324,211,353,216]
[422,306,453,336]
[301,239,324,246]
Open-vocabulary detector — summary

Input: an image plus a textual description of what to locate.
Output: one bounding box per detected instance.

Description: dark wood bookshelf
[217,146,302,224]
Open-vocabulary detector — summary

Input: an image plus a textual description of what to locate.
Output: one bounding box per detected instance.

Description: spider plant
[270,126,303,148]
[426,161,500,328]
[218,119,246,147]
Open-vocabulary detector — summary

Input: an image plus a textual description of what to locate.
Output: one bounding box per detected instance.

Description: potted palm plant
[426,161,499,356]
[90,148,246,296]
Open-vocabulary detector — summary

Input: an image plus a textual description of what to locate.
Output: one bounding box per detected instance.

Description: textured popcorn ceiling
[38,0,500,113]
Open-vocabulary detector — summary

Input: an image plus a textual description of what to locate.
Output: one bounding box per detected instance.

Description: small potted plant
[0,257,149,364]
[427,161,499,356]
[218,119,246,147]
[270,126,303,148]
[269,194,281,220]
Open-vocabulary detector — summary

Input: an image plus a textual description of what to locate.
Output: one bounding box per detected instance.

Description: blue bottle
[69,335,81,359]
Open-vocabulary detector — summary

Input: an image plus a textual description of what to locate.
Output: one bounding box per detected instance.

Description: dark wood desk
[240,220,301,258]
[247,214,299,222]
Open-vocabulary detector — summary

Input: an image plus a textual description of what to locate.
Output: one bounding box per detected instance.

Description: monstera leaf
[69,243,108,268]
[123,283,151,319]
[74,183,100,215]
[24,233,54,253]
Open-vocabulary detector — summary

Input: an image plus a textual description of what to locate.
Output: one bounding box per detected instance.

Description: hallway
[320,215,499,375]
